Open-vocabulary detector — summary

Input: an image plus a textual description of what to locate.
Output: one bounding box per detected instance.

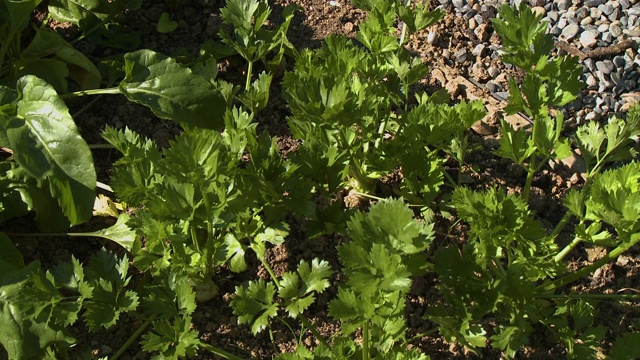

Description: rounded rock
[585,74,598,87]
[532,6,546,17]
[427,31,438,44]
[487,66,501,78]
[581,16,594,25]
[623,28,640,36]
[613,55,626,68]
[469,18,477,30]
[486,81,500,92]
[602,32,615,43]
[579,30,599,48]
[561,23,580,40]
[584,0,606,6]
[472,43,485,56]
[596,60,615,74]
[600,3,615,16]
[556,0,571,11]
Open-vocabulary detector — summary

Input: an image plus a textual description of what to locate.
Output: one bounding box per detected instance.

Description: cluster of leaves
[0,235,137,359]
[230,198,434,360]
[423,3,640,359]
[1,0,640,359]
[283,2,483,203]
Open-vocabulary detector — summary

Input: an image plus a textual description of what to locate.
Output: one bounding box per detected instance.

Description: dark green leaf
[6,76,96,227]
[120,50,227,129]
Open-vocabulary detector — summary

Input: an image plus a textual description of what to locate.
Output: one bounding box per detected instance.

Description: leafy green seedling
[157,12,179,33]
[0,239,138,359]
[48,0,143,50]
[492,3,581,200]
[217,0,300,90]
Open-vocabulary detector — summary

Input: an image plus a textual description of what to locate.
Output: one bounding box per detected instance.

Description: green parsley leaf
[231,279,278,335]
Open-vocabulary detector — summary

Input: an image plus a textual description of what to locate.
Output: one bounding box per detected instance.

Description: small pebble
[596,60,615,75]
[584,0,606,6]
[623,28,640,36]
[426,31,438,44]
[585,111,601,121]
[472,43,485,56]
[469,18,477,30]
[581,16,593,25]
[579,29,599,48]
[486,80,500,92]
[600,3,615,16]
[561,23,580,40]
[602,32,614,42]
[487,66,500,78]
[556,0,571,11]
[531,6,546,17]
[613,56,626,68]
[627,7,640,16]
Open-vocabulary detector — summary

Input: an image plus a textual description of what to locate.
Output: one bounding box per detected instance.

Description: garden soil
[5,0,640,359]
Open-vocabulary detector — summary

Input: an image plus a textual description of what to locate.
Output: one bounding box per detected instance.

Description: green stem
[362,321,370,360]
[397,0,412,46]
[298,314,330,348]
[406,328,440,343]
[190,224,201,253]
[261,259,280,288]
[71,94,105,118]
[523,159,536,201]
[550,211,572,239]
[442,168,458,188]
[245,60,254,91]
[348,157,371,193]
[374,118,388,149]
[199,342,249,360]
[554,236,582,263]
[111,315,156,360]
[61,87,122,98]
[536,236,640,294]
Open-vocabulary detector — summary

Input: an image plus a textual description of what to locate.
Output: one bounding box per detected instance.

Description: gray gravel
[437,0,640,127]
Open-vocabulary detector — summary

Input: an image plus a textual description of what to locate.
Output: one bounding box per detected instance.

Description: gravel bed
[435,0,640,127]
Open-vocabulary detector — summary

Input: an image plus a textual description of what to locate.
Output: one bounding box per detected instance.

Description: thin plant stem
[111,315,156,360]
[362,321,370,360]
[554,236,582,263]
[199,342,250,360]
[550,211,572,239]
[537,235,640,294]
[61,87,122,98]
[406,328,440,343]
[398,0,412,46]
[298,314,330,348]
[71,94,105,118]
[261,259,281,288]
[245,60,254,91]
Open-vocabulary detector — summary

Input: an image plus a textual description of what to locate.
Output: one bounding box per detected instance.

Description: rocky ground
[5,0,640,359]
